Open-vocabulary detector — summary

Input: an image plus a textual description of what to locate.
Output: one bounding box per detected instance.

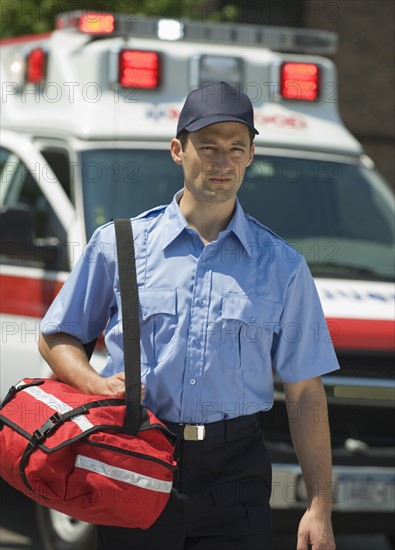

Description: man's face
[171,122,254,206]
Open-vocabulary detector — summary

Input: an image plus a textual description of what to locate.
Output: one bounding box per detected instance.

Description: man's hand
[296,508,335,550]
[98,372,145,401]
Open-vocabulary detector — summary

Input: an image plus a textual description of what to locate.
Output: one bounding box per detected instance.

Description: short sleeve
[272,258,340,382]
[40,226,116,344]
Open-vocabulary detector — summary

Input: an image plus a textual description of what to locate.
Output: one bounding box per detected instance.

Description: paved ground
[1,483,393,549]
[2,529,392,550]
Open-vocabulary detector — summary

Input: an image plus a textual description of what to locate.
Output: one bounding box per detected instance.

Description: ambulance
[1,11,394,550]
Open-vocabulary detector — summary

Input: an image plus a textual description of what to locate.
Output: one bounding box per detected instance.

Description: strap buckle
[183,424,206,441]
[31,412,63,444]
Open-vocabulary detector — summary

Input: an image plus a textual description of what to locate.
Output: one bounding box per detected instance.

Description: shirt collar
[224,198,254,258]
[161,189,254,258]
[161,190,189,250]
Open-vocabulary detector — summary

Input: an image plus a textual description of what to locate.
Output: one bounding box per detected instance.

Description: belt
[164,413,259,442]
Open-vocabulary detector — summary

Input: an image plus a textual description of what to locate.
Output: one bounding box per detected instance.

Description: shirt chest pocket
[139,288,177,367]
[219,294,283,369]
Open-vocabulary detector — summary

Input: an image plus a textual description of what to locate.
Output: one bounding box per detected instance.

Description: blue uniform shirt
[41,190,339,423]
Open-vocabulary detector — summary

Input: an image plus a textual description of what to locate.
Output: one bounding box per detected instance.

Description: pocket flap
[139,288,176,320]
[222,294,282,325]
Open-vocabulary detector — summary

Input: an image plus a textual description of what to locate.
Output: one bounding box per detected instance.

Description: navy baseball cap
[176,81,259,137]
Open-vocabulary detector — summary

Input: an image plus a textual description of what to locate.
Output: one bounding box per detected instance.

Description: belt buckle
[183,424,206,441]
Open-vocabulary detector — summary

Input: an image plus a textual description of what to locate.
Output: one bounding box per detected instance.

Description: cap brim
[182,114,259,136]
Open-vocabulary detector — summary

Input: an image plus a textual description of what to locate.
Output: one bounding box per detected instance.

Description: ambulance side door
[0,131,75,398]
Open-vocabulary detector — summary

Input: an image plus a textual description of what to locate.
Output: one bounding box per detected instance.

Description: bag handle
[114,218,141,436]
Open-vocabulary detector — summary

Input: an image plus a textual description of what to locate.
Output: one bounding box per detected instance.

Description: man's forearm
[284,377,334,513]
[38,332,107,394]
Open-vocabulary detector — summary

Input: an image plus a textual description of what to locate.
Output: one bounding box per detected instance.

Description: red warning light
[119,50,160,89]
[280,62,319,101]
[26,48,47,84]
[79,13,115,34]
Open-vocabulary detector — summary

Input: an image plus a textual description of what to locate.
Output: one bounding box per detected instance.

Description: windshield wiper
[308,262,394,282]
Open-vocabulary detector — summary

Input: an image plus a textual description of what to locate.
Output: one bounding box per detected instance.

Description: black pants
[97,416,272,550]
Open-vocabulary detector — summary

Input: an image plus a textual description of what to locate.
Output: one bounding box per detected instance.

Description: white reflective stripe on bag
[21,385,94,432]
[75,455,173,493]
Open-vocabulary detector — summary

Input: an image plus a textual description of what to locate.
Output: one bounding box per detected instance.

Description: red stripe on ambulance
[0,274,63,317]
[327,317,395,352]
[1,275,393,353]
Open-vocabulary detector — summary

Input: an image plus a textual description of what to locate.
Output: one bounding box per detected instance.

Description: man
[39,81,338,550]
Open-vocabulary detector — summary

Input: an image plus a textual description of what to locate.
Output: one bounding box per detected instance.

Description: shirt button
[189,379,196,385]
[191,338,201,349]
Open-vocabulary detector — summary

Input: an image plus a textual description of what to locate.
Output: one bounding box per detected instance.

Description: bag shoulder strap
[114,218,141,436]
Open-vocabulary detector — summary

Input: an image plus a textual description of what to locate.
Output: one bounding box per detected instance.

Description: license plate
[335,471,395,511]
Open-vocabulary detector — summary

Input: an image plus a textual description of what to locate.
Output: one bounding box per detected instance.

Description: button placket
[181,251,212,422]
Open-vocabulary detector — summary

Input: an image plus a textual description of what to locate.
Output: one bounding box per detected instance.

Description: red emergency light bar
[26,48,47,83]
[56,12,115,34]
[119,50,160,89]
[280,62,319,101]
[79,13,115,34]
[55,11,338,55]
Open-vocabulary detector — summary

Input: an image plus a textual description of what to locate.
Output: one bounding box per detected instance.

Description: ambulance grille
[328,354,395,380]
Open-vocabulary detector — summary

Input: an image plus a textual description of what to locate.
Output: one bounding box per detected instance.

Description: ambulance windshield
[81,150,394,281]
